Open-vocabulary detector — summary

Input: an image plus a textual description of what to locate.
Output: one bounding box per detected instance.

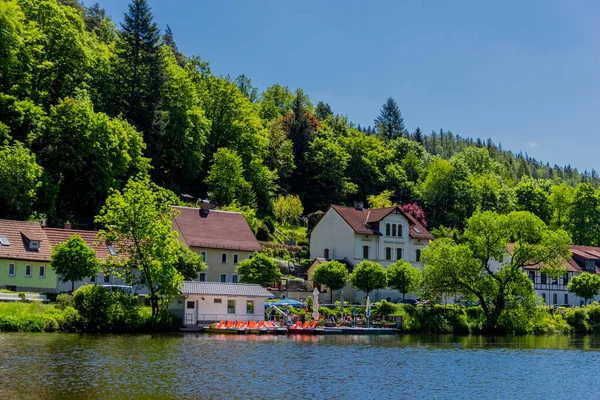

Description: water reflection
[2,333,600,399]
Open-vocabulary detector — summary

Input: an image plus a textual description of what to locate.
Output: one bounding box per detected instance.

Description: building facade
[172,205,262,284]
[309,203,434,302]
[0,219,57,292]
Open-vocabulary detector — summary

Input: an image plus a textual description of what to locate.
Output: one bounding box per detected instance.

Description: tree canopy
[312,260,349,303]
[237,252,281,287]
[51,234,99,292]
[386,260,421,300]
[349,261,387,298]
[568,273,600,305]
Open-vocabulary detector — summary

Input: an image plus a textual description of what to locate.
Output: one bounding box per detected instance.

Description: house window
[220,274,227,283]
[563,274,569,285]
[385,223,391,236]
[221,253,227,264]
[186,301,195,309]
[39,266,45,278]
[551,278,557,286]
[90,275,96,283]
[541,273,547,285]
[200,251,207,262]
[227,300,236,314]
[564,294,569,305]
[198,272,206,282]
[104,274,110,283]
[29,241,39,250]
[232,274,238,283]
[585,260,596,272]
[416,250,421,262]
[0,235,10,246]
[542,293,546,303]
[385,247,392,261]
[8,263,15,276]
[25,265,31,277]
[214,298,222,304]
[392,224,397,237]
[528,271,535,282]
[553,293,557,304]
[107,245,117,256]
[233,254,239,264]
[396,248,403,260]
[248,254,253,259]
[398,224,403,237]
[247,300,254,314]
[362,245,369,259]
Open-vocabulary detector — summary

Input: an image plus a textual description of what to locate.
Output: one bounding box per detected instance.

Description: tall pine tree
[374,97,405,141]
[115,0,165,163]
[413,127,424,144]
[287,90,316,196]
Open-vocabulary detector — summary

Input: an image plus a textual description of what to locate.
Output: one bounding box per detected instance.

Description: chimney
[323,248,329,259]
[354,201,364,211]
[199,200,210,218]
[64,221,72,229]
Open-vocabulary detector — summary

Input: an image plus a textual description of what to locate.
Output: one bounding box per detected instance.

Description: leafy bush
[55,294,74,310]
[72,285,141,332]
[374,300,394,319]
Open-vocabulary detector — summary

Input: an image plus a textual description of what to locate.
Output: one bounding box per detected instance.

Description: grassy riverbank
[0,302,179,333]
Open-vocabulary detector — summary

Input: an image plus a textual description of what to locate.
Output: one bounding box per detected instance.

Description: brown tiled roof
[519,245,600,274]
[0,219,51,262]
[44,228,112,260]
[329,205,434,240]
[172,206,262,252]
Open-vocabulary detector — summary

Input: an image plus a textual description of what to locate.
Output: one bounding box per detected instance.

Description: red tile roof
[172,206,262,252]
[329,205,434,240]
[521,245,600,274]
[0,219,51,262]
[44,228,112,260]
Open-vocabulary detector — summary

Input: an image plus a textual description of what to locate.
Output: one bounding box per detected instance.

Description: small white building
[309,202,434,302]
[173,281,273,326]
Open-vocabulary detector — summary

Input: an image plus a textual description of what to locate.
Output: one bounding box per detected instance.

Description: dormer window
[107,245,117,256]
[0,235,9,246]
[585,260,596,272]
[29,240,39,250]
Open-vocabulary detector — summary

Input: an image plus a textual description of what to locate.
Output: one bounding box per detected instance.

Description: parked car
[392,298,417,306]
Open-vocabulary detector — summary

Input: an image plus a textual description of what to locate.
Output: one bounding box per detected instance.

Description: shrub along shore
[4,294,600,335]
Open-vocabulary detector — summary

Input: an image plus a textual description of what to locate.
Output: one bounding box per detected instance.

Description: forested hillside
[2,0,600,246]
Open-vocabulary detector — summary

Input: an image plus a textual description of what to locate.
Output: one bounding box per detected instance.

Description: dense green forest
[2,0,600,246]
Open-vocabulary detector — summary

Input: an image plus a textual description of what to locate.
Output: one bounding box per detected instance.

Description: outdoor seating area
[204,320,286,334]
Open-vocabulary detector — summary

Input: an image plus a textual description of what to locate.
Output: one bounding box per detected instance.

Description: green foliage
[313,260,349,302]
[51,234,99,292]
[72,284,141,332]
[349,261,387,297]
[55,293,73,310]
[173,243,207,280]
[568,273,600,305]
[95,174,183,320]
[237,252,281,287]
[206,148,254,207]
[422,210,571,331]
[386,260,422,298]
[273,194,304,225]
[367,190,393,209]
[374,97,405,140]
[0,140,42,219]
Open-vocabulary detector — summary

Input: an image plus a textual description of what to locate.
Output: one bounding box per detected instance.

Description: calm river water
[1,333,600,399]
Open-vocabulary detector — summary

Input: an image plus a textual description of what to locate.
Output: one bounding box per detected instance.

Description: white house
[490,245,600,307]
[309,202,434,302]
[172,281,273,326]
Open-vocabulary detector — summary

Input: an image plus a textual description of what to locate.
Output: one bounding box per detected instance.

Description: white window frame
[391,224,397,237]
[396,248,403,260]
[200,251,207,262]
[8,263,15,277]
[29,241,39,250]
[220,273,227,283]
[385,247,392,261]
[362,245,369,260]
[385,223,391,236]
[233,253,239,264]
[232,274,239,283]
[221,253,227,264]
[198,272,207,282]
[398,224,403,237]
[39,265,45,278]
[247,300,255,314]
[227,299,236,314]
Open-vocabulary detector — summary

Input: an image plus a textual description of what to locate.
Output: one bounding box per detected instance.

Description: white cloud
[528,141,541,148]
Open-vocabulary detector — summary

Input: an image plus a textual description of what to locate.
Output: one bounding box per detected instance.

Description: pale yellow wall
[190,247,255,282]
[0,259,58,292]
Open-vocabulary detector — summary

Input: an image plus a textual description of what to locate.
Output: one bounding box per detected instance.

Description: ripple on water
[1,333,600,399]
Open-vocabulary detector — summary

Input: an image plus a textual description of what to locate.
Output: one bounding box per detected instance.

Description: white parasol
[312,287,320,320]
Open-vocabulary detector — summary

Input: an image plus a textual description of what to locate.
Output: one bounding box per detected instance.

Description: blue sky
[84,0,600,172]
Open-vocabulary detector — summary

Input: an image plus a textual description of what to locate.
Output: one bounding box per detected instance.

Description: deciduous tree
[386,260,421,300]
[313,260,349,303]
[237,252,281,287]
[51,234,99,292]
[568,273,600,305]
[349,261,387,298]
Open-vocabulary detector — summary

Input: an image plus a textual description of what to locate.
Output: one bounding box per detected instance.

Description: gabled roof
[172,206,262,252]
[329,205,434,240]
[520,245,600,274]
[181,281,273,297]
[44,228,113,260]
[0,219,51,262]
